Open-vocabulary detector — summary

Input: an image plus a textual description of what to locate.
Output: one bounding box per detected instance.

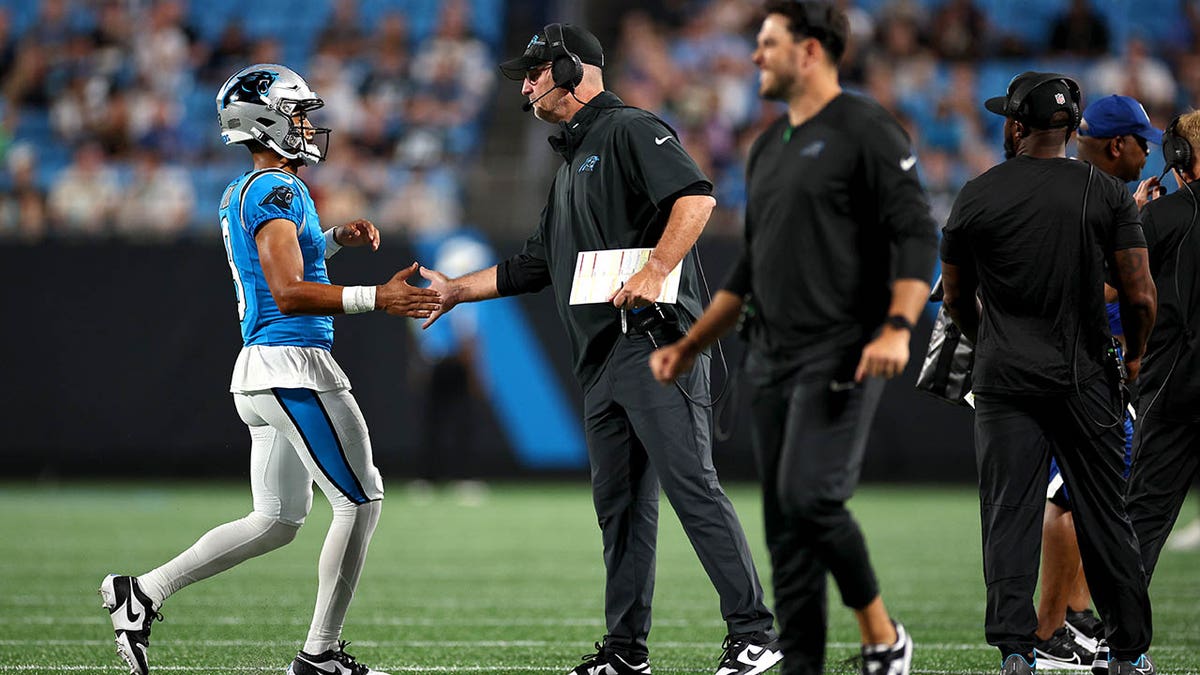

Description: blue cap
[1079,95,1163,144]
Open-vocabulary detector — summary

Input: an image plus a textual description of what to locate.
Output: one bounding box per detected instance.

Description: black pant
[583,336,775,660]
[974,377,1151,660]
[744,352,885,675]
[1127,414,1200,581]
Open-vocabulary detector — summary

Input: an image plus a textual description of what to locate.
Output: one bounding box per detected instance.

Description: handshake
[375,263,458,327]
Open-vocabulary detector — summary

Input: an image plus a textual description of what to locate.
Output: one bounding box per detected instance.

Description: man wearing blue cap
[1031,94,1165,672]
[1078,95,1165,207]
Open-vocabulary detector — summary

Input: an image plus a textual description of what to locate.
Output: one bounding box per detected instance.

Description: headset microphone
[522,85,558,112]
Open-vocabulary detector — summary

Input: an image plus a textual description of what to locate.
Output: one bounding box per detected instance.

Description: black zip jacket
[496,91,712,388]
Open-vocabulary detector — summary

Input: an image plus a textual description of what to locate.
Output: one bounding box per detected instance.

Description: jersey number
[220,216,247,321]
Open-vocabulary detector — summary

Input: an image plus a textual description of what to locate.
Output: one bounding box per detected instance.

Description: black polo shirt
[495,91,711,387]
[1138,180,1200,421]
[724,92,937,374]
[941,157,1146,395]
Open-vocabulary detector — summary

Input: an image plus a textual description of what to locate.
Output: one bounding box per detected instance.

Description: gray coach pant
[582,335,775,660]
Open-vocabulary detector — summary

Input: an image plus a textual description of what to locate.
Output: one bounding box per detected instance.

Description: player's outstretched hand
[335,219,381,251]
[418,266,459,329]
[378,263,441,318]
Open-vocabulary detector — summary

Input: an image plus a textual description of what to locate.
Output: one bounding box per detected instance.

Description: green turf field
[0,482,1196,674]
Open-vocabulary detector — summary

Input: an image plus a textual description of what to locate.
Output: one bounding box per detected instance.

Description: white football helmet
[216,64,329,165]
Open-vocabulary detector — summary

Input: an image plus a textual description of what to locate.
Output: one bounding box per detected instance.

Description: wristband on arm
[342,286,376,314]
[323,228,342,259]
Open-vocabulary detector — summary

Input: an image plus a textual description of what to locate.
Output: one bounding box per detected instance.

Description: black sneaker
[567,642,651,675]
[1091,640,1109,675]
[861,622,913,675]
[1001,654,1036,675]
[1066,609,1105,653]
[1035,627,1093,670]
[288,641,390,675]
[98,574,163,675]
[715,633,782,675]
[1108,654,1154,675]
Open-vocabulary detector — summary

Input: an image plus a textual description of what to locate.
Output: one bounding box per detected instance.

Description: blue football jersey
[219,168,334,349]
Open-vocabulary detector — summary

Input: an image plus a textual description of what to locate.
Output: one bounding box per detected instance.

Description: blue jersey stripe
[272,388,370,505]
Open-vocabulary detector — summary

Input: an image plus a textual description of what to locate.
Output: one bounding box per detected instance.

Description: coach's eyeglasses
[1127,134,1150,156]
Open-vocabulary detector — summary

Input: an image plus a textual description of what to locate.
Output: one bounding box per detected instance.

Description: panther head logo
[222,70,278,108]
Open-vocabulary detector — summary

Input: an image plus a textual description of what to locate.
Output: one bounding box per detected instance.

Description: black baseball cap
[499,24,604,80]
[984,71,1080,130]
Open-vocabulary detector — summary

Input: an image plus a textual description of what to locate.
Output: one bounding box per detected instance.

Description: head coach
[1126,110,1200,588]
[651,2,938,673]
[939,72,1158,675]
[418,22,782,675]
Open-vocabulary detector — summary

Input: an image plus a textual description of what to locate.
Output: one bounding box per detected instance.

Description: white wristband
[323,228,343,259]
[342,286,376,314]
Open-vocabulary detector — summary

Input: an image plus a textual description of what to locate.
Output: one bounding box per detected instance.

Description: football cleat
[1108,654,1154,675]
[567,642,651,675]
[714,633,782,675]
[1065,609,1105,653]
[1035,627,1093,670]
[98,574,163,675]
[1091,640,1109,675]
[1001,654,1037,675]
[288,641,390,675]
[861,622,913,675]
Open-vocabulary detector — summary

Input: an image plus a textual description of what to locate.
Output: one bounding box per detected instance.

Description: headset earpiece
[545,23,583,93]
[1162,115,1193,176]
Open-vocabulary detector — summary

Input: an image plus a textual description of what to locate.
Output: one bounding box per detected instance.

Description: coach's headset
[521,24,584,111]
[1001,72,1083,131]
[547,23,584,93]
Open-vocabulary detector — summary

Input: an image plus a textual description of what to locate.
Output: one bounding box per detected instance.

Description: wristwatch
[884,314,914,332]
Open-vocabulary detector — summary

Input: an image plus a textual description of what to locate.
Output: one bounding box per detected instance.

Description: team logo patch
[261,185,295,209]
[1055,93,1066,105]
[578,155,600,173]
[526,33,546,49]
[221,70,278,108]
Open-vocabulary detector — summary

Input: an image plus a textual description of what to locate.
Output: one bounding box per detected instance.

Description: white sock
[138,511,299,606]
[302,499,381,655]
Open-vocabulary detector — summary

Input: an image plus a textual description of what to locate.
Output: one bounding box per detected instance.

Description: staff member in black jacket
[420,23,780,675]
[652,4,933,674]
[939,72,1157,675]
[1127,110,1200,584]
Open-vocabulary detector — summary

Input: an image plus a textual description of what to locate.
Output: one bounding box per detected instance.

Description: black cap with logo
[984,71,1081,130]
[499,24,605,80]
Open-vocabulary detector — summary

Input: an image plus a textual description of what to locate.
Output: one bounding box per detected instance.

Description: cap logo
[526,33,546,49]
[1055,93,1066,105]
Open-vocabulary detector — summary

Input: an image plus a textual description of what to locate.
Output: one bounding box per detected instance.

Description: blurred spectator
[0,9,18,81]
[0,144,48,242]
[133,1,197,97]
[929,0,987,61]
[113,150,194,241]
[410,1,493,116]
[1090,37,1178,111]
[379,166,461,236]
[200,23,253,85]
[48,142,119,237]
[1049,0,1111,57]
[318,0,368,63]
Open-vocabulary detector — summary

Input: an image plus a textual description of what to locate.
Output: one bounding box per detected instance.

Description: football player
[99,64,440,675]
